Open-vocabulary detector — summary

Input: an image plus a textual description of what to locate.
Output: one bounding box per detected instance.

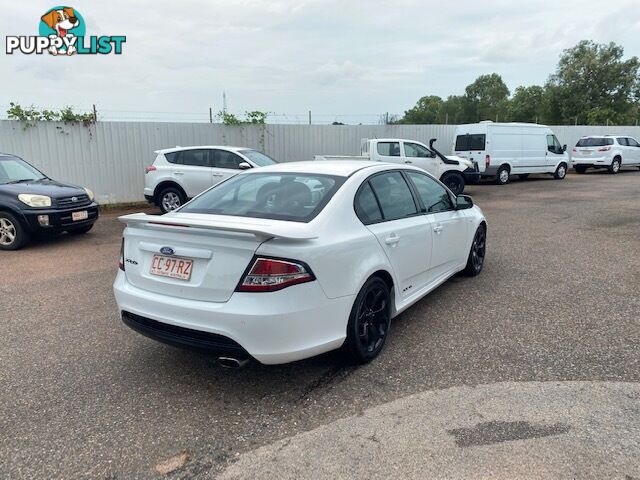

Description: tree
[546,40,640,125]
[464,73,510,121]
[508,85,545,123]
[399,96,444,124]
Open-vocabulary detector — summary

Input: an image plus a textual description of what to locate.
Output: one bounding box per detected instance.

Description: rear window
[576,138,613,147]
[455,134,486,151]
[180,173,345,223]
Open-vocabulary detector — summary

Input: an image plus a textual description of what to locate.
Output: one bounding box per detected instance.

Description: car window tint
[576,138,612,147]
[368,172,417,220]
[181,149,210,167]
[404,142,431,158]
[164,151,182,164]
[181,173,344,223]
[377,142,400,157]
[547,134,562,153]
[214,150,243,169]
[455,134,485,151]
[406,171,454,213]
[354,182,383,224]
[627,137,640,147]
[617,138,628,146]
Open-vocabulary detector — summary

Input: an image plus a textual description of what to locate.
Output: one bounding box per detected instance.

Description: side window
[468,134,486,151]
[213,150,243,169]
[627,137,640,147]
[368,172,418,221]
[181,149,211,167]
[164,151,182,164]
[404,142,432,158]
[354,182,383,225]
[617,138,628,146]
[546,135,562,153]
[406,171,454,213]
[377,142,401,157]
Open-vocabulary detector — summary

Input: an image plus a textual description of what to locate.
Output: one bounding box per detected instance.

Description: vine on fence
[7,102,96,130]
[217,110,269,150]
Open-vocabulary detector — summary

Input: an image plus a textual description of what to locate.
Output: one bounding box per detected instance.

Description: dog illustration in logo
[41,7,79,55]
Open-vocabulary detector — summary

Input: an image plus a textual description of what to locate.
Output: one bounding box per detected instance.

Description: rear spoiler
[119,213,318,240]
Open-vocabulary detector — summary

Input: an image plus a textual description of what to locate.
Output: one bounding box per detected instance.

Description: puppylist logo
[6,6,126,56]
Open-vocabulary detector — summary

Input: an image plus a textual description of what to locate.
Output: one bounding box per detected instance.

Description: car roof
[581,135,631,138]
[155,145,253,154]
[247,160,387,177]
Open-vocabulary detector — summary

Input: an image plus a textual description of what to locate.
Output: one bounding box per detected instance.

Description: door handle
[404,160,413,164]
[384,234,400,245]
[212,173,224,177]
[433,225,443,234]
[174,171,184,175]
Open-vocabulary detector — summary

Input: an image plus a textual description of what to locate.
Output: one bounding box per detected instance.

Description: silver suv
[572,136,640,174]
[144,146,277,213]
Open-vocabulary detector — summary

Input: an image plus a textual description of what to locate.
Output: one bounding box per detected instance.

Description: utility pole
[209,107,213,123]
[92,104,97,122]
[308,110,311,125]
[222,91,227,114]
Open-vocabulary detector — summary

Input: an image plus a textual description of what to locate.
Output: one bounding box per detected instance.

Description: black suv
[0,154,99,250]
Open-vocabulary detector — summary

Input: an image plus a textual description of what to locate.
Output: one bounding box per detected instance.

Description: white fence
[1,120,639,204]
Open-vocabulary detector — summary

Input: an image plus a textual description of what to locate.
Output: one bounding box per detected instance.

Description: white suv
[144,146,277,213]
[572,135,640,174]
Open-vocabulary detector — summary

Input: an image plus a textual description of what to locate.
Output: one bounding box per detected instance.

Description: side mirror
[562,144,567,152]
[238,162,252,170]
[456,194,474,210]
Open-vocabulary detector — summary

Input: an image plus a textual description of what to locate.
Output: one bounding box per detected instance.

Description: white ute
[315,138,480,195]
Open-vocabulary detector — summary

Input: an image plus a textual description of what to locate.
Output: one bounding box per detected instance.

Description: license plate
[150,255,193,281]
[72,210,88,221]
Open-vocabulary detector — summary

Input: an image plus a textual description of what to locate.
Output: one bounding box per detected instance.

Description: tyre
[554,163,567,180]
[463,224,486,276]
[440,172,465,195]
[158,186,186,213]
[518,174,529,180]
[68,224,94,235]
[574,165,587,174]
[608,157,621,174]
[495,166,510,185]
[343,277,391,364]
[0,212,28,251]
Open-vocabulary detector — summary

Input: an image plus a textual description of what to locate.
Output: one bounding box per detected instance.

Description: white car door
[360,171,432,298]
[545,134,565,172]
[404,171,469,279]
[175,149,215,198]
[624,137,640,163]
[402,141,440,176]
[211,149,245,185]
[374,141,402,165]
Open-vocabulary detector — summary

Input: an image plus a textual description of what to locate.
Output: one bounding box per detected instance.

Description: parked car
[0,153,99,250]
[314,138,479,195]
[114,161,487,366]
[144,146,277,213]
[572,135,640,174]
[452,121,569,184]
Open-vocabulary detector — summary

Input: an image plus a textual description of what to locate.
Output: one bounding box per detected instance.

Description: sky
[2,0,640,123]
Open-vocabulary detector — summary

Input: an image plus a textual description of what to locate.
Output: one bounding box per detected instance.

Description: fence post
[92,104,97,122]
[308,111,311,125]
[209,107,213,123]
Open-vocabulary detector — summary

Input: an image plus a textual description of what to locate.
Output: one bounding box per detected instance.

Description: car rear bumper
[113,271,354,365]
[572,156,609,166]
[21,202,100,233]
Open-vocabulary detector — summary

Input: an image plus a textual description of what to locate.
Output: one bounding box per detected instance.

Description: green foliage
[7,102,96,129]
[399,40,640,125]
[217,110,268,125]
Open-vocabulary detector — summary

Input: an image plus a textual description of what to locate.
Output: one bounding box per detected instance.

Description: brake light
[145,165,157,174]
[485,154,491,167]
[598,147,611,152]
[236,257,315,292]
[119,238,125,271]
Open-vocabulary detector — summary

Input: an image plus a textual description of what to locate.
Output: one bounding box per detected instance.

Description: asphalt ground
[1,168,639,479]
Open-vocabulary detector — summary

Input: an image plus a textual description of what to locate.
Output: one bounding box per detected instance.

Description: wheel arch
[153,181,187,204]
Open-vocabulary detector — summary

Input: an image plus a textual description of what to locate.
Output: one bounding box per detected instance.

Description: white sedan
[114,161,487,366]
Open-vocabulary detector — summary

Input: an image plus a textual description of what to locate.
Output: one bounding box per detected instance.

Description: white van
[452,122,569,184]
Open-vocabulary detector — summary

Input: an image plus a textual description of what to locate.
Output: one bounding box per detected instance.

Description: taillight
[145,165,157,174]
[119,238,125,271]
[236,257,315,292]
[598,147,611,152]
[485,154,491,168]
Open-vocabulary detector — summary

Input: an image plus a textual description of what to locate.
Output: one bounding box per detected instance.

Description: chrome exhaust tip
[217,357,250,369]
